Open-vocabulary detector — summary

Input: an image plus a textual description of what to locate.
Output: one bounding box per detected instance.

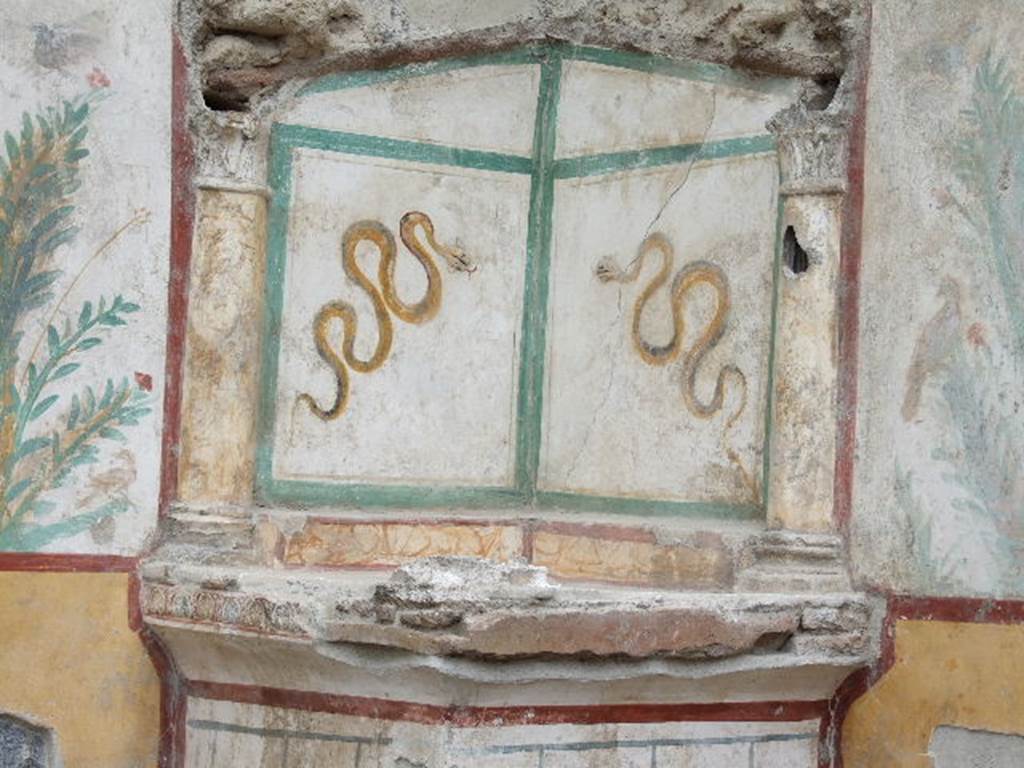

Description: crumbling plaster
[176,0,868,186]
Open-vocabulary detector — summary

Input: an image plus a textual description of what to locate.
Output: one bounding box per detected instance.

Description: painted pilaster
[765,115,848,533]
[177,182,267,504]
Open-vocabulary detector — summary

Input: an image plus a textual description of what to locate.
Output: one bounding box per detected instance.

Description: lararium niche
[259,46,789,516]
[144,41,871,768]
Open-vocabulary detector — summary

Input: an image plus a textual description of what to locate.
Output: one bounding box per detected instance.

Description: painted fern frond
[0,95,94,369]
[5,376,150,527]
[0,294,140,494]
[0,496,130,552]
[0,88,150,549]
[954,52,1024,352]
[0,93,97,527]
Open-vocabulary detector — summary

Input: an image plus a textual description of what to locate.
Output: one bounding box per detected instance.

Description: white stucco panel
[541,153,778,504]
[272,149,530,487]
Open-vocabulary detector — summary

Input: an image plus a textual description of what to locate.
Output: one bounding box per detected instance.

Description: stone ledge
[141,555,873,669]
[156,502,851,592]
[141,505,872,697]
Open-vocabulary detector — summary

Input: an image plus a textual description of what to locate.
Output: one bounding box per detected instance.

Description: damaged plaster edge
[195,175,272,197]
[176,0,870,187]
[141,552,868,608]
[239,500,771,541]
[312,639,869,687]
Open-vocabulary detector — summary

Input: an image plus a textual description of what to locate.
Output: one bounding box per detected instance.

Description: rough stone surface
[178,0,868,189]
[201,34,286,70]
[739,530,851,591]
[183,0,865,110]
[141,532,872,663]
[376,556,557,608]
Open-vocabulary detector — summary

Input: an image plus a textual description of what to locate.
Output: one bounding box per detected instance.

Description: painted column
[177,181,267,504]
[766,116,848,533]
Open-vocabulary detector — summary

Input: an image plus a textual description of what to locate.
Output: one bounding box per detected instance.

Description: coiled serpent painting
[595,232,747,427]
[298,211,475,421]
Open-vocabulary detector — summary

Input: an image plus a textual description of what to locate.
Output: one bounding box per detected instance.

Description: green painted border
[761,184,786,512]
[536,492,762,521]
[256,45,784,519]
[513,55,561,499]
[556,44,795,96]
[553,135,775,179]
[299,42,793,97]
[272,123,533,174]
[299,46,547,95]
[263,479,525,510]
[254,123,294,500]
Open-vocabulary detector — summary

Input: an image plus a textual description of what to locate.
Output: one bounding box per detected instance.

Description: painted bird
[31,18,101,71]
[901,277,962,422]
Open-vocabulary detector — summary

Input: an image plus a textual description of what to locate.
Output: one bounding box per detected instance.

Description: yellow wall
[0,572,160,768]
[843,619,1024,767]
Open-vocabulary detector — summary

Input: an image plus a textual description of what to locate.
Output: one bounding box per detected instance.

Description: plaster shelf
[140,503,875,707]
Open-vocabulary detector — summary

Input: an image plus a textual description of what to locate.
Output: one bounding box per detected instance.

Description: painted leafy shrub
[897,52,1024,593]
[953,52,1024,352]
[0,92,150,551]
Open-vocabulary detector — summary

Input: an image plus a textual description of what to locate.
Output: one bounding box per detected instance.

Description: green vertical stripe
[514,56,562,499]
[761,173,785,510]
[255,126,295,496]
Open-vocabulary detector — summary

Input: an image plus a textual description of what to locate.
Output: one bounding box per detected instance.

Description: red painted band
[186,680,827,727]
[833,7,873,536]
[158,33,196,518]
[0,553,137,572]
[531,520,660,544]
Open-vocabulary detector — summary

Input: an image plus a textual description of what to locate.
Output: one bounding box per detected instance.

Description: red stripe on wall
[0,553,137,572]
[186,680,827,728]
[833,5,873,536]
[890,595,1024,625]
[131,570,188,768]
[158,32,196,518]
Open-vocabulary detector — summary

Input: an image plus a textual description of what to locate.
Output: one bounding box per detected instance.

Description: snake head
[445,245,477,274]
[594,256,622,283]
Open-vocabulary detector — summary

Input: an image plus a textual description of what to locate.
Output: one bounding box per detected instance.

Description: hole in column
[783,226,810,274]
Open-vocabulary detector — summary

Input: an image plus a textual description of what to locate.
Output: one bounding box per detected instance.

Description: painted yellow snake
[298,211,474,421]
[595,232,747,425]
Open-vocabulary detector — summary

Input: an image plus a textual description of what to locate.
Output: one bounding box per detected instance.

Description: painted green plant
[0,92,150,550]
[897,51,1024,593]
[953,51,1024,348]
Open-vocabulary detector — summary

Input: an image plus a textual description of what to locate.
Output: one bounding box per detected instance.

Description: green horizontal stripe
[556,44,796,95]
[299,43,794,97]
[553,134,776,178]
[536,491,762,520]
[300,46,546,95]
[261,479,526,510]
[273,123,533,174]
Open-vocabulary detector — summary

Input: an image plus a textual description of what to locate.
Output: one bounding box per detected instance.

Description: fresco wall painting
[0,91,152,552]
[0,3,171,766]
[258,46,794,521]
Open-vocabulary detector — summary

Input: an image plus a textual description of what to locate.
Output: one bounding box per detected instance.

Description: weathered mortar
[177,0,868,180]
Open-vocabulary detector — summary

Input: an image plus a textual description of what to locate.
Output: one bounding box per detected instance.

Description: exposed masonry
[177,0,868,182]
[143,508,873,672]
[182,0,863,110]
